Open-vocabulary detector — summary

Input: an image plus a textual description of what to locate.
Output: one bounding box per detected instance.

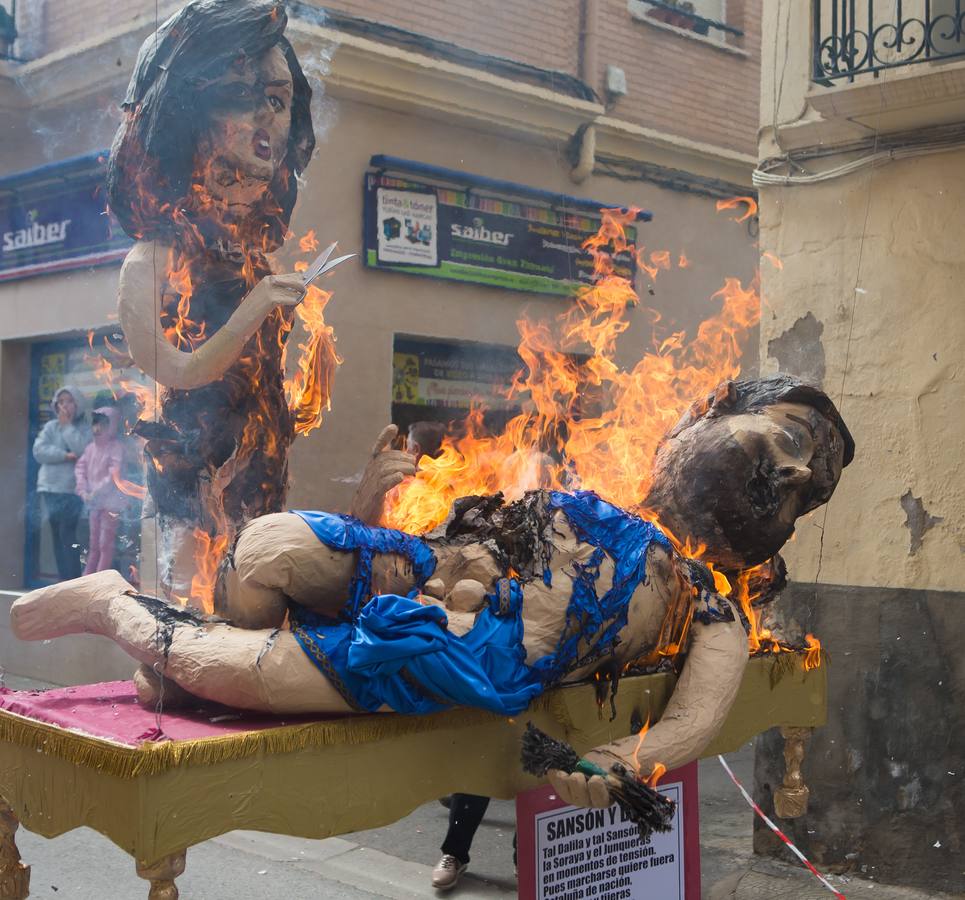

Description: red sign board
[516,762,700,900]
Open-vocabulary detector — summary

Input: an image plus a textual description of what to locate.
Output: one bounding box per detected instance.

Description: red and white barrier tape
[717,754,847,899]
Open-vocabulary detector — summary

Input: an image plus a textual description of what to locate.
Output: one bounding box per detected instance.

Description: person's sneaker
[432,854,468,890]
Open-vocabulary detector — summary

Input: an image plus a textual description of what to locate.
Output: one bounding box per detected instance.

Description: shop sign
[365,173,637,296]
[392,335,523,411]
[0,159,131,282]
[516,762,700,900]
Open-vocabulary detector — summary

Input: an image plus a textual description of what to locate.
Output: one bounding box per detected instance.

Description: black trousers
[441,794,518,867]
[441,793,490,864]
[42,492,82,581]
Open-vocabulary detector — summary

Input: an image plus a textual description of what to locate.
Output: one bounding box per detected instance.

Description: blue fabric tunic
[289,491,672,716]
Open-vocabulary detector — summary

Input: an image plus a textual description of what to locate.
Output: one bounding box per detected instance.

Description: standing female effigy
[106,0,334,600]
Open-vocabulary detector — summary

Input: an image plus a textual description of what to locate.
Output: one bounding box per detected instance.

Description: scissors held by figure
[302,241,356,287]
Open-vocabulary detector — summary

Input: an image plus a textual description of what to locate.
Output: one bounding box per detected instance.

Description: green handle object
[575,758,607,778]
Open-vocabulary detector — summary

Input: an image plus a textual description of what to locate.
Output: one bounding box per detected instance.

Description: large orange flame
[284,283,340,436]
[384,207,761,533]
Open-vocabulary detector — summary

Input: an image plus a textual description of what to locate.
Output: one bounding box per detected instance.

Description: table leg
[773,725,812,819]
[0,798,29,900]
[135,850,186,900]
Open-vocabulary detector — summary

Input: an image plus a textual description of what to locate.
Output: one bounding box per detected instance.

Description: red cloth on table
[0,682,331,745]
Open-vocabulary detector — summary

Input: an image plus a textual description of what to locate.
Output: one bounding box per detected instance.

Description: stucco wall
[755,3,965,892]
[758,155,965,593]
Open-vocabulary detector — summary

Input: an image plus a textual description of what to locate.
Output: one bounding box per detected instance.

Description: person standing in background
[75,407,128,574]
[32,385,91,581]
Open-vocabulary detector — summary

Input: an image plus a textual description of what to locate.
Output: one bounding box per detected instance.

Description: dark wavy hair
[107,0,314,249]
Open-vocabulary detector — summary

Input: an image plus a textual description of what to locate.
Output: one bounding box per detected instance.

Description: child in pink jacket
[75,407,127,574]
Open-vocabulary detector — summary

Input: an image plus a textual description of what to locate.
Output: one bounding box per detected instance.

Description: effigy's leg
[772,726,812,819]
[135,850,186,900]
[10,570,357,714]
[218,513,358,625]
[0,798,29,900]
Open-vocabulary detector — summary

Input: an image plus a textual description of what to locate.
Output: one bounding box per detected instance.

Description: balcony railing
[813,0,965,83]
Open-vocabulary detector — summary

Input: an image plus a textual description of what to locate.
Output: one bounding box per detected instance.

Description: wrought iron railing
[813,0,965,83]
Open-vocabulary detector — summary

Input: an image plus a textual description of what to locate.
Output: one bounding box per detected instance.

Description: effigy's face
[649,401,846,569]
[197,45,293,217]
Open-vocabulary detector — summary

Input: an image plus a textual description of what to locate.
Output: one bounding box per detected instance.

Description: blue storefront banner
[364,166,641,297]
[0,152,131,282]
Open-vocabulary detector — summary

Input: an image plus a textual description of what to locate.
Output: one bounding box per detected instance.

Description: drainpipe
[571,0,600,184]
[581,0,599,90]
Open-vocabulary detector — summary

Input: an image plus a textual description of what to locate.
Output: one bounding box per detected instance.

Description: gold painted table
[0,655,825,898]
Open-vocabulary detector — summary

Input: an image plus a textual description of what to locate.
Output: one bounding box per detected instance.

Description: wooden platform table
[0,654,825,898]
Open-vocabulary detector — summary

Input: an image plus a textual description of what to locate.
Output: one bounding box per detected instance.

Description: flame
[111,470,147,501]
[385,207,761,534]
[646,763,667,789]
[716,196,758,223]
[119,378,160,423]
[299,228,319,253]
[632,715,667,787]
[190,527,229,615]
[284,284,340,436]
[633,714,651,774]
[677,252,690,268]
[803,633,822,671]
[761,251,783,270]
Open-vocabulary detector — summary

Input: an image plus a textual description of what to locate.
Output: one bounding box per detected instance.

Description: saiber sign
[3,217,72,252]
[517,762,700,900]
[0,155,131,283]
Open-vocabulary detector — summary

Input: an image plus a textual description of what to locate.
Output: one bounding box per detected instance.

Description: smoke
[16,30,146,162]
[290,3,341,148]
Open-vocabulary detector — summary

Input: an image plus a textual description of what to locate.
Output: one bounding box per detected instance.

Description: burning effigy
[6,0,853,863]
[10,374,852,818]
[106,0,340,604]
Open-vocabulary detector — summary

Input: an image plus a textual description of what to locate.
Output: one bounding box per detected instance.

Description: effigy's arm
[118,240,306,391]
[591,599,747,774]
[550,599,747,807]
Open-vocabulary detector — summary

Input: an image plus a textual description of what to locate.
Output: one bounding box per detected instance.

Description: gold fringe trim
[0,692,560,781]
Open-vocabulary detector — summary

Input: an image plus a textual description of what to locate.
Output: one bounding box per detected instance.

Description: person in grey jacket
[33,385,92,580]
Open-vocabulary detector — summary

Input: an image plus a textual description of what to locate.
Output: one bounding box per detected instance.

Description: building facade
[753,2,965,893]
[0,0,761,675]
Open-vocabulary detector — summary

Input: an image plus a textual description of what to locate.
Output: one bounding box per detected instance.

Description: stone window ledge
[626,0,749,58]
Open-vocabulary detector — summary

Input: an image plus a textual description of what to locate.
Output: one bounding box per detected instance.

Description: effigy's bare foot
[133,664,199,710]
[9,570,135,641]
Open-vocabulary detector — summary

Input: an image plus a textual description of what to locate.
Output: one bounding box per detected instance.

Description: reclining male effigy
[5,375,851,840]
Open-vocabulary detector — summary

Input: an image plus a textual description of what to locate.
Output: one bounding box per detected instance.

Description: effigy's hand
[248,272,306,313]
[350,425,417,525]
[547,769,612,809]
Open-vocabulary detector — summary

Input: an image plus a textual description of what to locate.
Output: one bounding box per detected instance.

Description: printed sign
[365,173,637,296]
[392,336,523,411]
[375,188,438,266]
[0,155,131,282]
[516,763,700,900]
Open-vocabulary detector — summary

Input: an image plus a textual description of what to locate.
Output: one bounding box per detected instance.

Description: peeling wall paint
[766,311,826,386]
[900,491,944,555]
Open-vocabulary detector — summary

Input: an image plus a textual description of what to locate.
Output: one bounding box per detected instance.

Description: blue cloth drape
[289,492,671,715]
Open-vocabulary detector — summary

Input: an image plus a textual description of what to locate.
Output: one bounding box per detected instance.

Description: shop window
[391,334,601,458]
[392,335,526,441]
[26,330,150,588]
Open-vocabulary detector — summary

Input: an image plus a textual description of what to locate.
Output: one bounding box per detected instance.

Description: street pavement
[3,675,954,898]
